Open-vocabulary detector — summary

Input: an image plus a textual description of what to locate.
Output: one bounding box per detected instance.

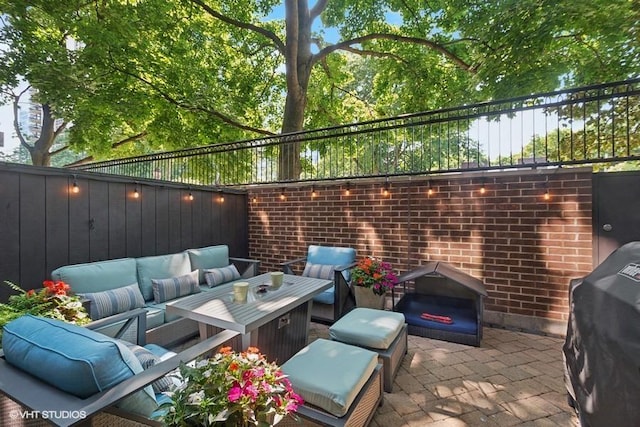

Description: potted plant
[350,257,398,309]
[0,280,90,345]
[160,346,304,426]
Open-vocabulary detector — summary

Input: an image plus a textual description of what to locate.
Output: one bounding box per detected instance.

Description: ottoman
[280,339,383,427]
[329,308,407,392]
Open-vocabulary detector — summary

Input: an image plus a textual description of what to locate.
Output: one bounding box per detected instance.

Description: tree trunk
[279,0,314,181]
[29,104,57,167]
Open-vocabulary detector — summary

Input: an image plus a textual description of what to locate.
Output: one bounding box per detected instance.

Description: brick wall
[247,168,593,335]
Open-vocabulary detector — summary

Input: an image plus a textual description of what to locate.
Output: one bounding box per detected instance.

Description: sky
[0,103,17,154]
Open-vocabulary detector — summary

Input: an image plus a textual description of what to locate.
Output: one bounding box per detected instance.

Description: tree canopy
[0,0,637,172]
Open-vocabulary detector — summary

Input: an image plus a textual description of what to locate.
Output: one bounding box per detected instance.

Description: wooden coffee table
[165,273,332,362]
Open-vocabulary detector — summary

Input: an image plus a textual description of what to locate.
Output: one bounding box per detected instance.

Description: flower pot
[354,285,385,309]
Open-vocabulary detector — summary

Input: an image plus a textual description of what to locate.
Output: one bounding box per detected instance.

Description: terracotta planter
[353,285,385,309]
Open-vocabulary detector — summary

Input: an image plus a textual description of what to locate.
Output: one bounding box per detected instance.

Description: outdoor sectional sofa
[50,245,260,347]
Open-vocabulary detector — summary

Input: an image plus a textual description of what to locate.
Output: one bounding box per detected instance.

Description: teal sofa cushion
[329,308,405,350]
[187,245,230,284]
[2,315,157,416]
[51,258,138,294]
[136,252,192,301]
[281,338,377,417]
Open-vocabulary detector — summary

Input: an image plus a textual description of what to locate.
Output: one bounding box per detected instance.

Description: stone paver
[309,323,578,427]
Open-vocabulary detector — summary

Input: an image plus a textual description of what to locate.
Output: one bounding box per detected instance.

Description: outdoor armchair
[282,245,356,323]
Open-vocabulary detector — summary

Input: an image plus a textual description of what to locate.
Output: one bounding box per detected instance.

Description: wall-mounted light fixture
[71,175,80,194]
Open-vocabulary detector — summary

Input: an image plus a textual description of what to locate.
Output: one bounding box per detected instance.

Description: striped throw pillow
[81,283,145,321]
[203,264,241,287]
[122,342,174,393]
[302,262,336,281]
[151,270,200,303]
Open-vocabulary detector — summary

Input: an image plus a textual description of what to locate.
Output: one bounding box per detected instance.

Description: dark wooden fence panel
[0,171,20,287]
[0,163,249,302]
[45,175,70,275]
[88,179,110,262]
[140,186,157,256]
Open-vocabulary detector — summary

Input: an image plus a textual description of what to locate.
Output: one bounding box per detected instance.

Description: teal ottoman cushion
[329,308,405,350]
[2,315,157,416]
[187,245,230,284]
[51,258,138,294]
[136,252,192,301]
[281,338,377,417]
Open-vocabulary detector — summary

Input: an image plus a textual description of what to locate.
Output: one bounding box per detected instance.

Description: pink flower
[243,381,259,401]
[228,382,243,402]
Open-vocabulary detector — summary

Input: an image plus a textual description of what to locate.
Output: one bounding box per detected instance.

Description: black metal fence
[70,79,640,185]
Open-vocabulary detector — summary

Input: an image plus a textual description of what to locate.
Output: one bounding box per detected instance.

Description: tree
[0,0,637,174]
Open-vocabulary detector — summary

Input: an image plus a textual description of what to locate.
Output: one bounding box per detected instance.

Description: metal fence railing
[70,78,640,186]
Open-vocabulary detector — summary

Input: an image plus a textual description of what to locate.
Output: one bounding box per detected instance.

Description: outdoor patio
[308,322,578,427]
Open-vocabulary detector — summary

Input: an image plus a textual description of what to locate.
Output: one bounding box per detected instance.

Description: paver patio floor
[309,323,578,427]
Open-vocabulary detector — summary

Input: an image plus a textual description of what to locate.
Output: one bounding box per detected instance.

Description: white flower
[187,390,205,405]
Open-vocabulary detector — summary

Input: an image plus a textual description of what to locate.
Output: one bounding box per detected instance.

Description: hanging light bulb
[311,186,317,197]
[344,182,351,196]
[71,175,80,194]
[219,191,225,203]
[188,192,194,201]
[382,179,390,197]
[427,180,434,196]
[133,187,140,199]
[280,188,286,200]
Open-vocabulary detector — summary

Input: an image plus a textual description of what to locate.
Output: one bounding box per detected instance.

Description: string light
[280,188,286,200]
[133,187,140,199]
[427,180,434,196]
[188,192,194,201]
[344,182,351,196]
[311,186,317,197]
[219,190,225,203]
[71,175,79,194]
[382,179,390,197]
[479,177,486,195]
[543,177,551,201]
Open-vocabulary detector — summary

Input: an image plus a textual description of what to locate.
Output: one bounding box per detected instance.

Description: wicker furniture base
[278,364,383,427]
[376,323,408,392]
[407,322,480,346]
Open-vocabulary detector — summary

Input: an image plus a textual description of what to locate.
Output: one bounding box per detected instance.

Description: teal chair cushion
[2,315,157,416]
[187,245,230,284]
[307,245,355,266]
[51,258,138,294]
[281,338,378,417]
[136,252,192,301]
[329,308,405,349]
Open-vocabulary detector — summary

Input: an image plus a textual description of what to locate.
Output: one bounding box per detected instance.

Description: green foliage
[0,280,90,344]
[0,0,637,172]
